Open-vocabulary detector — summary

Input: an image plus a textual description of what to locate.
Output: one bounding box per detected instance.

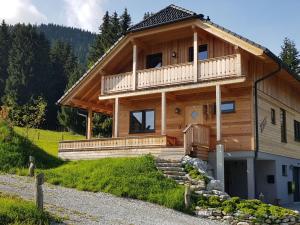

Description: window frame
[214,101,236,114]
[271,108,276,125]
[146,53,162,69]
[294,120,300,142]
[129,109,155,134]
[188,44,208,62]
[280,108,287,143]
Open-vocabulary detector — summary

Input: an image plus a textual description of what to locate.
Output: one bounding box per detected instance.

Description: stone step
[155,158,182,163]
[156,166,184,172]
[164,174,188,180]
[162,170,186,176]
[155,162,182,167]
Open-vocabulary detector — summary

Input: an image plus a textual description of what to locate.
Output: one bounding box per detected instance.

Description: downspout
[254,59,282,198]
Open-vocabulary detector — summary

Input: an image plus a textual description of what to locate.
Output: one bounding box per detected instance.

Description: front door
[293,167,300,201]
[185,105,203,127]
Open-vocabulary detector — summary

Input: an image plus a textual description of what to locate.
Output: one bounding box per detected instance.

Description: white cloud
[0,0,47,25]
[63,0,105,32]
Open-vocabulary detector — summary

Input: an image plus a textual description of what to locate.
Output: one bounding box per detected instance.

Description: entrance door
[293,167,300,201]
[185,105,203,127]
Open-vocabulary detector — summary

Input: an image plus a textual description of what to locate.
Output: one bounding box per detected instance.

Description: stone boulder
[207,179,223,191]
[181,155,208,174]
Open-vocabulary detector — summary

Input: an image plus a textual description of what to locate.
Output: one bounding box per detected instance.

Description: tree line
[0,9,131,137]
[0,9,299,136]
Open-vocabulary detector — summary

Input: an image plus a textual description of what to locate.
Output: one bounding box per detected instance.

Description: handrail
[137,62,193,73]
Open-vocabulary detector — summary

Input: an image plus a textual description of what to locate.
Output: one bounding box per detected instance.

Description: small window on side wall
[214,101,236,114]
[295,120,300,142]
[280,108,287,143]
[188,44,208,62]
[271,108,276,125]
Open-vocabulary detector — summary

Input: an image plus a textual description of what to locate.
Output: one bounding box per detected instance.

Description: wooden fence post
[29,156,35,177]
[35,173,44,211]
[184,184,191,209]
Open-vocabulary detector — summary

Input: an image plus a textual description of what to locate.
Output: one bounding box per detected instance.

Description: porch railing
[59,135,176,152]
[101,54,242,95]
[183,124,210,159]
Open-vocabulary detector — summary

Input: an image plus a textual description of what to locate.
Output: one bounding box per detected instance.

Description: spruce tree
[0,20,11,104]
[120,8,131,35]
[280,37,300,75]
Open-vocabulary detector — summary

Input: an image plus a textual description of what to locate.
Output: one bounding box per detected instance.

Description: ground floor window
[130,109,155,133]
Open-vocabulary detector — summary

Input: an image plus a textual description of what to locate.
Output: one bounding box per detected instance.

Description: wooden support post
[35,173,44,211]
[87,109,93,140]
[132,44,137,90]
[193,29,198,82]
[184,184,191,209]
[216,84,224,191]
[101,75,105,95]
[235,46,242,76]
[114,97,119,137]
[161,92,166,135]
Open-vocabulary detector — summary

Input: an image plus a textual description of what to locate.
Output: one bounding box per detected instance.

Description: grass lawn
[0,192,57,225]
[43,155,186,211]
[14,126,84,157]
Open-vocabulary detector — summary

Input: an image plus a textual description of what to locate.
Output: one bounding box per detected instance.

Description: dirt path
[0,174,222,225]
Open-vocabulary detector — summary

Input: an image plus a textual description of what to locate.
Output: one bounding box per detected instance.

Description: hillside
[37,23,96,67]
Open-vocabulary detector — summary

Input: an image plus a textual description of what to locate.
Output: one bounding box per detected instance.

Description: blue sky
[1,0,299,55]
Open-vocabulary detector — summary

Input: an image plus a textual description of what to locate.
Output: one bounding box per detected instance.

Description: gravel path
[0,174,222,225]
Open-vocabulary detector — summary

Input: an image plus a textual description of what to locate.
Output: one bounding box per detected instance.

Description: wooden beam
[114,97,119,137]
[193,27,198,83]
[132,44,137,90]
[87,109,93,140]
[216,84,222,142]
[161,92,166,135]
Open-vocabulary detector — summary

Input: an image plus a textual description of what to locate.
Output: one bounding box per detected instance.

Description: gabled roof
[128,4,201,32]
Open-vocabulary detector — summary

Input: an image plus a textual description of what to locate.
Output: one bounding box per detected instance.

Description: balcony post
[87,109,93,140]
[216,84,224,191]
[161,91,166,135]
[132,44,137,90]
[114,97,119,137]
[193,28,198,82]
[101,75,105,95]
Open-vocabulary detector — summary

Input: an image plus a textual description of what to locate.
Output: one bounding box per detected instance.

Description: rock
[280,223,289,225]
[282,218,290,223]
[237,222,250,225]
[196,209,212,217]
[207,180,224,191]
[223,215,234,221]
[181,155,208,174]
[265,219,272,224]
[212,209,222,216]
[290,217,296,222]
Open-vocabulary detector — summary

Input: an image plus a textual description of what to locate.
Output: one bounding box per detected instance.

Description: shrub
[184,164,210,184]
[208,196,222,208]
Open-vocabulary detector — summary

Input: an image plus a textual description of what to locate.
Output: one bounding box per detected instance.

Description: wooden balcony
[101,54,242,95]
[59,135,177,152]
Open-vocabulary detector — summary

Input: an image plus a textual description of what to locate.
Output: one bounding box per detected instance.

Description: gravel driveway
[0,174,222,225]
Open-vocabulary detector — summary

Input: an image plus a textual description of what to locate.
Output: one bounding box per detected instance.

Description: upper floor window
[280,108,287,143]
[271,108,276,125]
[295,120,300,142]
[130,109,155,133]
[188,44,208,62]
[146,53,162,69]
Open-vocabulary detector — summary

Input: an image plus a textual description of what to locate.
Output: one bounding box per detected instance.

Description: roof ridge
[169,4,197,15]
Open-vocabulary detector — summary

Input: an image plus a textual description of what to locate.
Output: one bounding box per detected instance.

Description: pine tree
[3,24,50,106]
[0,20,11,104]
[280,37,300,75]
[110,12,121,40]
[120,8,131,35]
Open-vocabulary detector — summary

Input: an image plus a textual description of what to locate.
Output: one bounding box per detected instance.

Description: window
[214,101,236,114]
[280,108,287,143]
[188,44,208,62]
[130,109,155,133]
[271,108,276,125]
[282,165,288,176]
[295,120,300,142]
[146,53,162,69]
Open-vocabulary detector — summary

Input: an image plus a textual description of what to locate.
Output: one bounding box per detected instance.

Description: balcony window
[146,53,162,69]
[130,109,155,133]
[188,44,208,62]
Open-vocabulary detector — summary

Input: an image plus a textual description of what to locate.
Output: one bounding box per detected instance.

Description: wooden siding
[118,86,253,152]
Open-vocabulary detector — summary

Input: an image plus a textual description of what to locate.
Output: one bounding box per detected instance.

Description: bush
[184,164,210,184]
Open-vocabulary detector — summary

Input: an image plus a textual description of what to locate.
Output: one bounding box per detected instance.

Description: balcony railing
[101,54,242,95]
